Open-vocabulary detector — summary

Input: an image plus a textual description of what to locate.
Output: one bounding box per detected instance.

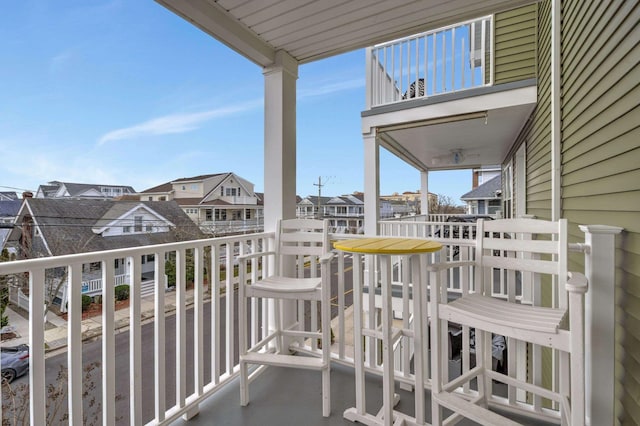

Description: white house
[139,172,264,235]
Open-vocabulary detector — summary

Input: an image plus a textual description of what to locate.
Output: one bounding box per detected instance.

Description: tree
[430,194,466,214]
[0,248,11,327]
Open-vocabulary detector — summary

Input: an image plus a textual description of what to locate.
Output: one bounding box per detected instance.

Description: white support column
[420,170,429,217]
[579,225,623,426]
[263,50,298,232]
[363,131,380,236]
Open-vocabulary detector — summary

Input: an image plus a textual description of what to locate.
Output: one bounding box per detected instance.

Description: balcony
[367,16,493,109]
[0,218,619,425]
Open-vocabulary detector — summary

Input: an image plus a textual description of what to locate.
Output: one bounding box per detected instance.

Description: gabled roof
[0,192,18,201]
[140,182,174,194]
[326,195,364,206]
[172,173,227,183]
[36,181,136,198]
[461,175,502,200]
[299,196,332,205]
[202,172,256,202]
[15,199,204,256]
[91,203,174,234]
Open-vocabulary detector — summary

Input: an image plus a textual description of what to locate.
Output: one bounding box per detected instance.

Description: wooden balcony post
[579,224,623,426]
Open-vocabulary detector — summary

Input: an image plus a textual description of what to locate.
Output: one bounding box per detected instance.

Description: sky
[0,1,471,204]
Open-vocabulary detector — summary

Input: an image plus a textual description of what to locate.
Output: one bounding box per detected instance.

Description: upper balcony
[362,6,538,171]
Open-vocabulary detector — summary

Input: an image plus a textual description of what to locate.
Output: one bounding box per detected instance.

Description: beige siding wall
[560,1,640,423]
[494,4,537,84]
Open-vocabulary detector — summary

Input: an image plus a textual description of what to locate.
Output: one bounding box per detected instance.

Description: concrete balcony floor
[171,361,554,426]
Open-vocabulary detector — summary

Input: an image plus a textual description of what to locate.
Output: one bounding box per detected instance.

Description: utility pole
[313,176,329,219]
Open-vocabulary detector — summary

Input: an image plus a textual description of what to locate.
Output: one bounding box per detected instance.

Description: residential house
[0,195,21,255]
[34,180,136,199]
[323,194,365,233]
[299,193,416,232]
[0,191,18,201]
[139,172,264,236]
[7,198,203,311]
[471,166,501,189]
[460,175,502,216]
[296,195,332,219]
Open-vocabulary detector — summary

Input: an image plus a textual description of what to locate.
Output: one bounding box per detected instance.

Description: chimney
[22,191,33,199]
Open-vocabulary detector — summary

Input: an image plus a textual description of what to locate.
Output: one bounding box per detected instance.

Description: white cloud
[298,78,364,98]
[97,99,263,145]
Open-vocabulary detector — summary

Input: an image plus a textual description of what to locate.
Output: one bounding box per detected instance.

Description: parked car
[1,344,29,383]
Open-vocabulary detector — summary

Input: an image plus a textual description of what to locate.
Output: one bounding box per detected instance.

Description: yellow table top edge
[333,237,442,254]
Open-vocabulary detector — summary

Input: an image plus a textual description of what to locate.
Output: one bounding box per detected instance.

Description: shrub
[81,295,92,312]
[114,284,130,301]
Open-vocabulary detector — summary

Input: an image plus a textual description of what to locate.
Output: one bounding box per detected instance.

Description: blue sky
[0,1,471,203]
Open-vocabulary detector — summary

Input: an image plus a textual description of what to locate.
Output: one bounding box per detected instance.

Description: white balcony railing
[366,16,493,109]
[0,220,621,425]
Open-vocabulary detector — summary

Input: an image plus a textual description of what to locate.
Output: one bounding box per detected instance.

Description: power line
[0,185,35,193]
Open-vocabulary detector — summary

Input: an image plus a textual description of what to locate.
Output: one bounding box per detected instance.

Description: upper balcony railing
[366,16,493,109]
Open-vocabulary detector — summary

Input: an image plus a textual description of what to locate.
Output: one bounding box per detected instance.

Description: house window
[148,196,153,201]
[215,210,227,221]
[146,224,153,232]
[123,226,131,233]
[225,188,238,196]
[160,196,166,201]
[245,210,251,219]
[134,216,143,232]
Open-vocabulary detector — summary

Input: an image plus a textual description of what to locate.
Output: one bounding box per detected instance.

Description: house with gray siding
[460,175,502,216]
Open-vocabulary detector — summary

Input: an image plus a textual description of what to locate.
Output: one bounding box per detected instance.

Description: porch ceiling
[156,0,538,67]
[366,84,537,171]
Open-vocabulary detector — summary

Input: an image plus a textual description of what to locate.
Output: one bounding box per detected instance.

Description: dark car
[1,344,29,383]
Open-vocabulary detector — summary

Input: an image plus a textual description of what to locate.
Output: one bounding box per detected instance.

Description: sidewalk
[2,288,197,354]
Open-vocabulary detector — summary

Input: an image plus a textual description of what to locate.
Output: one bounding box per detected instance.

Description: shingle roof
[0,192,18,200]
[21,199,204,256]
[0,200,21,217]
[460,175,502,200]
[37,182,136,197]
[172,173,228,183]
[140,182,174,193]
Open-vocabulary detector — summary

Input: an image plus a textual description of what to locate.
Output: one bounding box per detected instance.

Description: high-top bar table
[334,237,442,426]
